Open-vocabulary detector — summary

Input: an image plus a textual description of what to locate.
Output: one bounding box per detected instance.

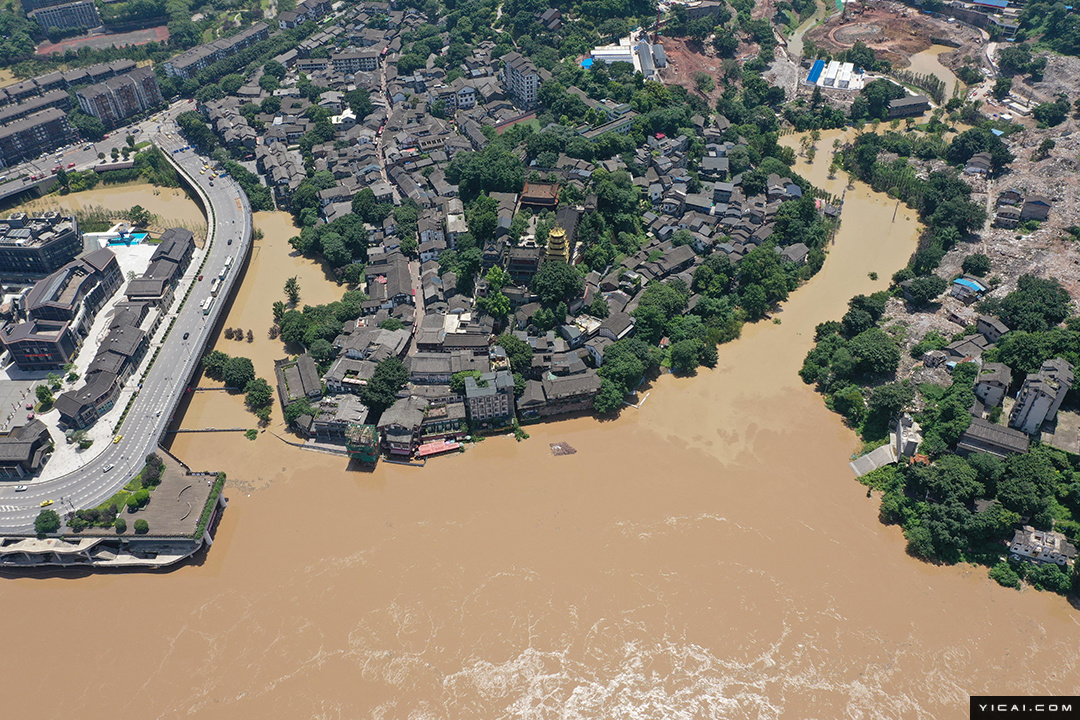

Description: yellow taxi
[40,500,53,507]
[112,434,123,444]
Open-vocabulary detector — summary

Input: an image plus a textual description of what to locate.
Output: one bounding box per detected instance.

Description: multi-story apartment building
[464,370,516,426]
[0,213,81,276]
[330,48,381,73]
[1008,357,1075,435]
[76,68,163,127]
[163,23,271,79]
[499,51,540,107]
[0,90,71,127]
[0,107,75,168]
[28,0,101,31]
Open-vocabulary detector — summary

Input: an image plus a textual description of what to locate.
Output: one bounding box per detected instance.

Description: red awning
[417,441,461,458]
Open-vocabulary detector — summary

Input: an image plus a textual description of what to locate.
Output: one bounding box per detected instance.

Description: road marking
[0,505,19,512]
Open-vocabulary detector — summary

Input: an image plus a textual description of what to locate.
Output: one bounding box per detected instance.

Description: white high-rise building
[500,52,540,108]
[1009,357,1074,434]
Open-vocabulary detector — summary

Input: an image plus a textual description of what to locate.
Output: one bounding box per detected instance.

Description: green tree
[740,285,769,320]
[669,338,705,372]
[284,276,301,304]
[360,357,409,415]
[264,60,286,79]
[961,253,991,277]
[69,111,106,141]
[478,291,512,320]
[997,450,1057,518]
[244,377,274,409]
[593,378,626,414]
[849,328,900,375]
[128,205,152,228]
[982,275,1070,332]
[486,265,510,289]
[222,356,256,390]
[309,338,333,362]
[991,77,1012,101]
[905,275,948,307]
[531,261,583,305]
[831,385,867,425]
[588,297,610,319]
[35,384,53,405]
[35,509,61,535]
[496,333,534,375]
[203,350,230,378]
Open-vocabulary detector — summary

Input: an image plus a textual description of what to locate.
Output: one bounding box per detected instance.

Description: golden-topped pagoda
[545,225,569,264]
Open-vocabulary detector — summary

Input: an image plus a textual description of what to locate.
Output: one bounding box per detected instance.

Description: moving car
[183,332,190,340]
[15,485,27,492]
[112,435,122,444]
[102,464,114,473]
[40,499,53,507]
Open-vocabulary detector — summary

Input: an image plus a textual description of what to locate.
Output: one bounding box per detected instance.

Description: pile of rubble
[881,118,1080,380]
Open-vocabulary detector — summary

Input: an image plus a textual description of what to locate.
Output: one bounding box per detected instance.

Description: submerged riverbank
[6,181,207,240]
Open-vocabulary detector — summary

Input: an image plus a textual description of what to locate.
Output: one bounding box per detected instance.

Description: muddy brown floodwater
[177,210,344,429]
[2,145,1079,719]
[8,182,207,237]
[906,45,965,97]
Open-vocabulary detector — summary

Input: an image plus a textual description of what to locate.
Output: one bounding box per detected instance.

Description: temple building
[545,226,569,264]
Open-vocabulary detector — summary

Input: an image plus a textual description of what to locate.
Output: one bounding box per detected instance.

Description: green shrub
[126,496,140,513]
[133,519,149,534]
[134,488,150,507]
[114,518,127,534]
[988,561,1020,588]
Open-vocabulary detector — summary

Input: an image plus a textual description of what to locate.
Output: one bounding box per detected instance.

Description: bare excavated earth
[1027,53,1080,102]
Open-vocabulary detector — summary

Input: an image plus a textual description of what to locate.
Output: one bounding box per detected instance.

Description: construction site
[804,1,984,70]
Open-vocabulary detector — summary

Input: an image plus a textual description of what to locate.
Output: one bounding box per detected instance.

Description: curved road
[0,123,251,533]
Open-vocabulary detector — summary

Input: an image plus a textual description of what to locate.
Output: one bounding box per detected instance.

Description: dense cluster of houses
[185,1,839,461]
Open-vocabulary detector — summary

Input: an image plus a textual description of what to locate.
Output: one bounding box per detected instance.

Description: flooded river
[176,210,344,430]
[2,145,1078,719]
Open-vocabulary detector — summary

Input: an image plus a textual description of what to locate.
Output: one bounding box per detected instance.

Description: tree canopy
[360,357,408,416]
